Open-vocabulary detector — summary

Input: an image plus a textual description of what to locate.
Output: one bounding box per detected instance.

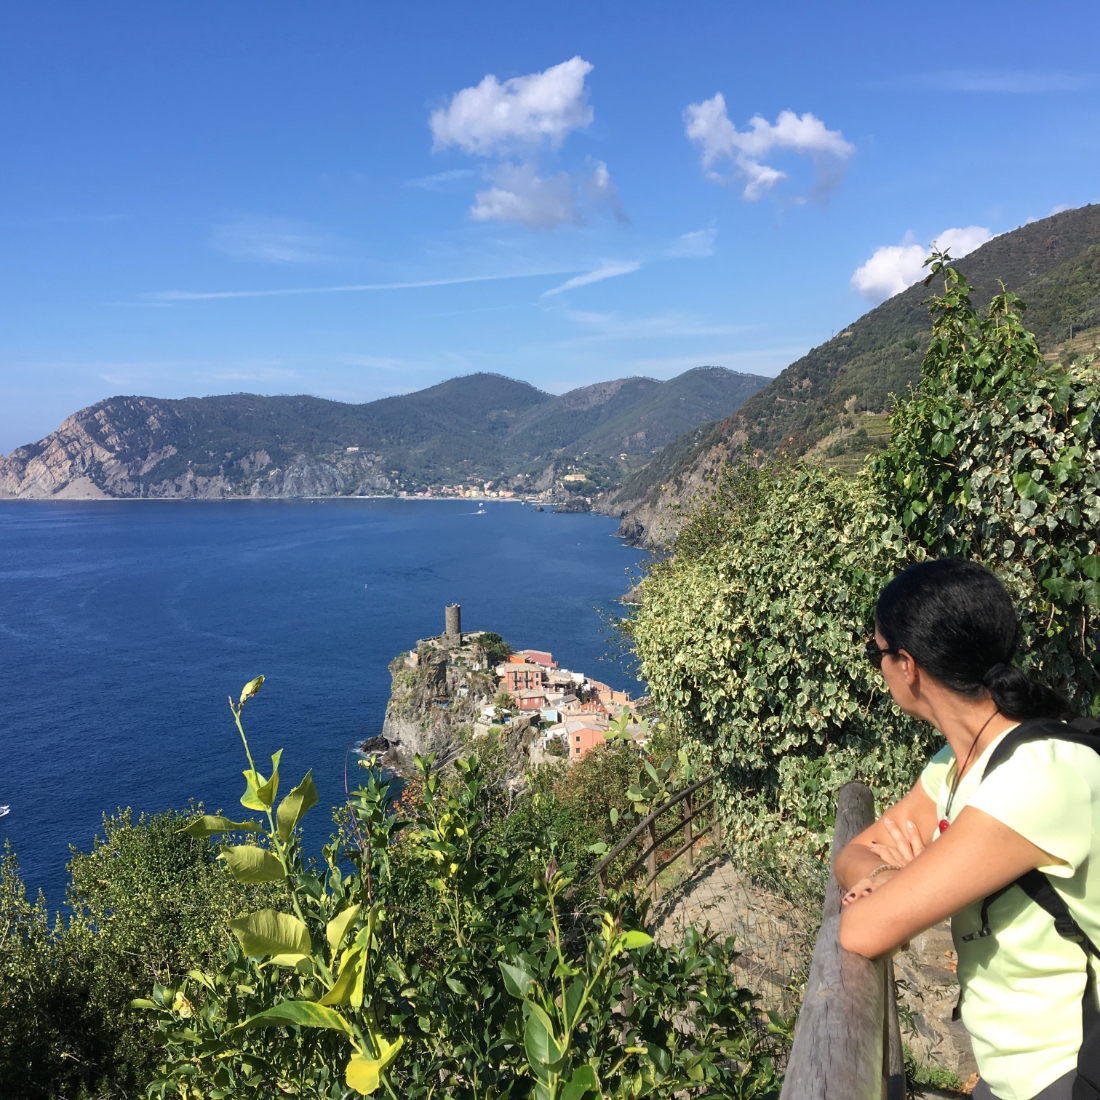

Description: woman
[836,558,1100,1100]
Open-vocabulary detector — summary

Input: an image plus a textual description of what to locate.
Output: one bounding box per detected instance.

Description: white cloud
[666,227,717,258]
[470,164,581,230]
[209,217,342,264]
[582,160,628,223]
[851,225,993,304]
[935,225,993,257]
[542,261,641,297]
[406,168,477,191]
[148,267,578,302]
[684,95,855,204]
[430,57,594,156]
[850,242,927,304]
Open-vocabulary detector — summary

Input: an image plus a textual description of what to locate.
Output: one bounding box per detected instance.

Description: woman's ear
[897,649,919,688]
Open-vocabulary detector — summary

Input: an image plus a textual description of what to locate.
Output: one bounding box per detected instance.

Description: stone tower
[445,603,461,643]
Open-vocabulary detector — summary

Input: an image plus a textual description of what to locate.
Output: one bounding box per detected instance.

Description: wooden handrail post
[646,821,657,897]
[781,781,904,1100]
[684,792,694,871]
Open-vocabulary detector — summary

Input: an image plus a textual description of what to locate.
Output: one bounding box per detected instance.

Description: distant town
[406,604,644,761]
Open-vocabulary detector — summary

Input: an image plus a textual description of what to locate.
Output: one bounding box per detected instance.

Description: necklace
[938,709,999,835]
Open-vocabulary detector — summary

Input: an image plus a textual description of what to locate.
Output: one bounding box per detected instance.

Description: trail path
[650,854,978,1085]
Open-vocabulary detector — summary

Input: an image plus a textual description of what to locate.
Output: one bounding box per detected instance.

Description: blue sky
[1,1,1098,453]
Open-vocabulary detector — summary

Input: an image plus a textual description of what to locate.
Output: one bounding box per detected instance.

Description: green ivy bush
[628,254,1100,862]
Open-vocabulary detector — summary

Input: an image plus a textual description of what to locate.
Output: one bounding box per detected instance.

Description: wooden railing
[780,781,904,1100]
[581,776,720,895]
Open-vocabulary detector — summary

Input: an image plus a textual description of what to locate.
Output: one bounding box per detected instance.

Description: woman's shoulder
[991,731,1100,784]
[919,742,956,798]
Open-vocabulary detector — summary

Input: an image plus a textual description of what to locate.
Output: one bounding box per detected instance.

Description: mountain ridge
[0,367,768,500]
[609,203,1100,544]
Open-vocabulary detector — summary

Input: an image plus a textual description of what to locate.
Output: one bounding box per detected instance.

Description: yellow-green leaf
[277,769,319,840]
[219,846,286,883]
[346,1054,381,1095]
[319,948,362,1006]
[326,903,361,954]
[230,909,310,962]
[229,1000,351,1035]
[178,815,261,838]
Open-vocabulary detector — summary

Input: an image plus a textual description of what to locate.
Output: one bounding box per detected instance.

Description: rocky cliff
[0,396,395,500]
[375,637,536,782]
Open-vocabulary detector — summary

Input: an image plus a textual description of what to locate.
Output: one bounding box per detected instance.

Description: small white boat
[0,806,9,819]
[476,506,487,514]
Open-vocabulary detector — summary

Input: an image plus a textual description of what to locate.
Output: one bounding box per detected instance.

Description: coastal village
[383,603,644,768]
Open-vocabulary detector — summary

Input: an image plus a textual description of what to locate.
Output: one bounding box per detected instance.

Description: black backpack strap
[980,716,1100,780]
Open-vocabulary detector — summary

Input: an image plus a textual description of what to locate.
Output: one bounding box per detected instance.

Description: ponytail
[982,663,1070,721]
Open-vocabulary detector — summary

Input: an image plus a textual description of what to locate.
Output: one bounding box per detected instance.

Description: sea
[0,499,646,908]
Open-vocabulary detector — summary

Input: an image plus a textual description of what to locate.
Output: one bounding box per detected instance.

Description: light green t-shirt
[920,731,1100,1100]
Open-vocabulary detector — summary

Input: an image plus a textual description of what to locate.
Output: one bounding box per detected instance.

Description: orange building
[499,662,546,693]
[566,724,606,759]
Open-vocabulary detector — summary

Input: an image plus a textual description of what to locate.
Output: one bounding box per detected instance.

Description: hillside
[613,203,1100,544]
[0,366,767,500]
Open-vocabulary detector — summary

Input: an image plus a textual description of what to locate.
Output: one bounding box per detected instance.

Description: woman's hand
[841,868,899,906]
[868,815,925,869]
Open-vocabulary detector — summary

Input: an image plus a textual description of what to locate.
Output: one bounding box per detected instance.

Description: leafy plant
[141,678,782,1099]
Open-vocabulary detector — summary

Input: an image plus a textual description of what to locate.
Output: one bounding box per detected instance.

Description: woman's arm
[833,781,940,894]
[838,804,1059,958]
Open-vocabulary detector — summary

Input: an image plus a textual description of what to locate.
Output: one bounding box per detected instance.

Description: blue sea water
[0,499,644,907]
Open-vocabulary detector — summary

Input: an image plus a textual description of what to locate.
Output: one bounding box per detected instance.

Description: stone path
[651,855,978,1086]
[650,856,813,1014]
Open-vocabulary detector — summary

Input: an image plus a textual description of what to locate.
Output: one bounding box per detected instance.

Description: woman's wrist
[869,862,903,880]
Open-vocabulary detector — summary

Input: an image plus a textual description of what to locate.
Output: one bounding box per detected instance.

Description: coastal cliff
[375,637,536,780]
[0,395,395,500]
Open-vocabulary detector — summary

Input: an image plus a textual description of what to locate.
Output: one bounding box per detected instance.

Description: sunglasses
[864,639,901,669]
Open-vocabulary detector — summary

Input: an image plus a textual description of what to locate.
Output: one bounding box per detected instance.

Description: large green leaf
[523,1004,564,1070]
[326,903,361,953]
[277,769,319,840]
[230,909,310,961]
[219,845,286,883]
[561,1064,600,1100]
[620,930,653,950]
[177,814,260,838]
[499,959,534,1000]
[229,1000,351,1035]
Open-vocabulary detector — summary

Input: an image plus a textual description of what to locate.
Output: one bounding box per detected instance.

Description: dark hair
[875,558,1069,720]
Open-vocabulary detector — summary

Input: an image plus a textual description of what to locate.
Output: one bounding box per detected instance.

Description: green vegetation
[619,204,1100,535]
[628,252,1100,858]
[1,686,773,1098]
[0,810,277,1098]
